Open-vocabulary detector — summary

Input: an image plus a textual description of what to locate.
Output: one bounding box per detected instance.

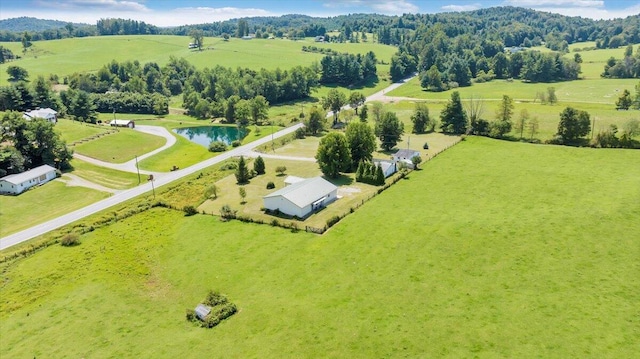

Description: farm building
[23,108,57,124]
[110,119,135,128]
[264,176,338,218]
[314,36,325,42]
[372,159,397,178]
[0,164,57,195]
[392,149,421,169]
[195,304,211,321]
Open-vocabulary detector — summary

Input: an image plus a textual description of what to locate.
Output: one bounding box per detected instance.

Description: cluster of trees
[615,83,640,110]
[591,119,640,148]
[390,51,417,82]
[320,52,377,86]
[91,92,168,115]
[0,46,15,63]
[96,18,159,36]
[602,45,640,79]
[0,112,73,175]
[355,161,385,185]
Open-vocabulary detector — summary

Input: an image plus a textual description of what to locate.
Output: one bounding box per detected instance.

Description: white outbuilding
[0,164,57,195]
[263,176,338,218]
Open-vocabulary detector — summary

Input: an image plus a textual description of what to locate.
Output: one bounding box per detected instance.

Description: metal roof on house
[373,160,395,175]
[24,108,57,119]
[264,176,337,208]
[0,164,56,185]
[393,149,420,159]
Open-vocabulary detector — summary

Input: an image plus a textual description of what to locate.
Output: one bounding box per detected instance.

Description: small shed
[0,164,57,195]
[195,304,211,321]
[110,119,135,128]
[23,108,58,124]
[264,176,338,218]
[392,149,421,170]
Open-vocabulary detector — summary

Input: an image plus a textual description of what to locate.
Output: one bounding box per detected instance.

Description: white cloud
[35,0,150,12]
[504,0,604,7]
[323,0,418,14]
[441,3,482,12]
[533,4,640,19]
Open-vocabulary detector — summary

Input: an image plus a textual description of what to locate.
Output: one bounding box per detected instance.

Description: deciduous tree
[410,102,432,134]
[315,132,351,178]
[556,107,591,144]
[322,89,347,125]
[345,121,375,170]
[375,111,404,151]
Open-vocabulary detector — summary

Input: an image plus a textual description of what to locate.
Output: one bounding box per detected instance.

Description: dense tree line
[91,92,168,115]
[96,18,159,36]
[320,52,377,85]
[602,45,640,78]
[0,112,73,175]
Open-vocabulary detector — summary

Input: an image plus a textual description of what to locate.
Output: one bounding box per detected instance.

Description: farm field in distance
[1,137,638,358]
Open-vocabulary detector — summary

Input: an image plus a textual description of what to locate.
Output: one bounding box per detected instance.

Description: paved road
[0,123,304,251]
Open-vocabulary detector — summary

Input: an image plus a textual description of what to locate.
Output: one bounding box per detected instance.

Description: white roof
[373,160,395,174]
[0,164,56,185]
[24,108,57,119]
[264,176,337,208]
[110,119,133,125]
[284,175,305,185]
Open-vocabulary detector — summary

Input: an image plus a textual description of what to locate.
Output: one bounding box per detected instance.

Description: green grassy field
[0,35,397,85]
[68,159,141,190]
[73,128,166,163]
[0,180,109,237]
[55,118,110,143]
[1,137,638,357]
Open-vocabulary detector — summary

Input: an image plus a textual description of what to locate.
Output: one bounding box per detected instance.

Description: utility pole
[591,117,596,139]
[135,155,141,185]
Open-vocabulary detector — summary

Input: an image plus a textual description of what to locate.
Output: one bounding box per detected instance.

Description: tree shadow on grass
[325,174,353,186]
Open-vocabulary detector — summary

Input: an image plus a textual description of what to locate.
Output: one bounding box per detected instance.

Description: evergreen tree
[375,164,385,185]
[440,91,467,134]
[235,156,250,184]
[616,89,632,110]
[253,155,265,175]
[375,111,404,151]
[69,90,97,123]
[359,104,368,121]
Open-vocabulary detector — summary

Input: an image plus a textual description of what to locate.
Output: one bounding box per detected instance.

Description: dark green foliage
[266,181,275,189]
[235,156,250,184]
[440,91,468,135]
[411,102,432,134]
[326,215,341,228]
[69,90,98,123]
[320,52,376,86]
[186,309,197,322]
[315,132,351,178]
[322,89,347,125]
[359,104,368,121]
[208,141,227,152]
[616,89,632,110]
[345,121,375,170]
[375,111,404,151]
[91,92,168,115]
[556,107,591,144]
[96,18,159,36]
[231,140,241,147]
[305,106,326,135]
[356,161,385,186]
[294,127,306,139]
[219,204,237,220]
[390,50,417,82]
[6,65,28,82]
[253,156,265,175]
[183,205,198,216]
[205,291,228,306]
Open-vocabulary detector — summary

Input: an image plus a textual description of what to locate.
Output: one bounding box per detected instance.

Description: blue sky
[0,0,638,26]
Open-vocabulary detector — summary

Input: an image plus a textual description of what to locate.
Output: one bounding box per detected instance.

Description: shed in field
[195,304,211,321]
[110,119,135,128]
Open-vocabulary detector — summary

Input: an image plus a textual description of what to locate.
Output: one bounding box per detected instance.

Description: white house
[23,108,57,124]
[110,119,135,128]
[0,164,57,195]
[392,149,421,169]
[373,159,397,178]
[263,176,338,218]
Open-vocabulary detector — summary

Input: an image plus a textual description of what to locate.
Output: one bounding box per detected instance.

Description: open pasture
[1,137,638,357]
[0,180,108,237]
[0,35,396,85]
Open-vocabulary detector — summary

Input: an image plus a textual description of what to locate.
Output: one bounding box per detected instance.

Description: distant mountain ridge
[0,16,89,32]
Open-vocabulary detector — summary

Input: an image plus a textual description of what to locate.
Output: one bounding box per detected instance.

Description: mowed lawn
[73,128,166,163]
[0,180,109,237]
[1,137,638,357]
[55,119,110,143]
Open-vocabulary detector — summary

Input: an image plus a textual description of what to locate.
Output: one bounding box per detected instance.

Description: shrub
[231,140,241,147]
[266,181,275,189]
[205,290,228,306]
[214,303,237,320]
[203,315,220,328]
[220,204,237,220]
[326,215,341,228]
[294,127,306,139]
[60,233,80,246]
[220,160,238,171]
[271,219,280,227]
[275,166,287,175]
[183,205,198,216]
[186,309,197,322]
[209,141,227,152]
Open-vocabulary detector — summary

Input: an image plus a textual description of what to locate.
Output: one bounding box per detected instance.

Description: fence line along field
[1,137,638,358]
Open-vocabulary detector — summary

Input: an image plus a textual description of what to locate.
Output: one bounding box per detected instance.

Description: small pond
[173,126,248,147]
